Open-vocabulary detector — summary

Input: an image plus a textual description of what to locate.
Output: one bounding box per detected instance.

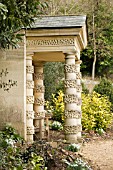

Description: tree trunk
[92,12,96,80]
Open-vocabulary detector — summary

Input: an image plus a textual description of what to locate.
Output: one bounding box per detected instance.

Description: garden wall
[0,33,26,139]
[82,78,100,93]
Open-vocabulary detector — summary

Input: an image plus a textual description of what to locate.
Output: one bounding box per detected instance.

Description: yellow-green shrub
[47,90,113,131]
[51,90,64,123]
[82,91,113,131]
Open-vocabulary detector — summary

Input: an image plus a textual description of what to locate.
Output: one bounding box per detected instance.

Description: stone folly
[0,16,87,143]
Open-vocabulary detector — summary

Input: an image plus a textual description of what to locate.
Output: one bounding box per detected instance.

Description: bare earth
[50,130,113,170]
[81,139,113,170]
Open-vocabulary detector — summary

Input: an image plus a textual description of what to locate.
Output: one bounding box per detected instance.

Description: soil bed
[48,129,113,170]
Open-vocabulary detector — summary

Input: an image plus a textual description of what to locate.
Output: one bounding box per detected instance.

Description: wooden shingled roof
[30,15,87,29]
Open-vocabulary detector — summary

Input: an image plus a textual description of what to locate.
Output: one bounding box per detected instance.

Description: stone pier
[26,54,34,142]
[33,63,45,139]
[64,53,82,143]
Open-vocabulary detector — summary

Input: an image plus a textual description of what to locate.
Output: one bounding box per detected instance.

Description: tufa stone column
[75,60,82,139]
[64,53,82,143]
[26,54,34,142]
[33,63,45,139]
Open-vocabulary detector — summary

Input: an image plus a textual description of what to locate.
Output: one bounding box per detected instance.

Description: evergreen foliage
[81,82,89,94]
[0,126,46,170]
[44,62,64,100]
[94,78,113,106]
[45,0,113,78]
[0,0,46,49]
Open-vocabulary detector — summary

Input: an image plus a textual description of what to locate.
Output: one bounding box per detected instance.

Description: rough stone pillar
[75,60,82,139]
[26,54,34,142]
[64,53,82,143]
[33,63,45,139]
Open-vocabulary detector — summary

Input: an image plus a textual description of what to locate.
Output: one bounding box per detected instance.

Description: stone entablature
[27,37,75,47]
[26,36,77,58]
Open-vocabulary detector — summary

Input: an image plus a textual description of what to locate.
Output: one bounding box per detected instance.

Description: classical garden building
[0,16,87,143]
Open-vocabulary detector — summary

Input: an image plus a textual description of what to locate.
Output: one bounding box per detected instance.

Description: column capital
[26,53,34,60]
[75,60,82,65]
[33,61,45,67]
[64,52,76,60]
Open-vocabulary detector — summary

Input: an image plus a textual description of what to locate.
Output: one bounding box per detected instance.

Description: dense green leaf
[0,0,47,49]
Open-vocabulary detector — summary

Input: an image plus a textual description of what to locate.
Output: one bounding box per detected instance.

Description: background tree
[44,62,64,100]
[0,0,46,49]
[46,0,78,15]
[77,0,113,78]
[44,0,81,100]
[44,0,113,100]
[45,0,113,79]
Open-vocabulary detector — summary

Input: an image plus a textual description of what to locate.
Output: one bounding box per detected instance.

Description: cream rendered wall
[0,32,26,139]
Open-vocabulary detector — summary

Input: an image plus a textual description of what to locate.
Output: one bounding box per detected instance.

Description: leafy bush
[51,90,64,123]
[82,91,113,131]
[65,158,92,170]
[0,125,23,142]
[66,144,80,152]
[0,126,23,170]
[0,126,45,170]
[48,89,113,131]
[96,128,105,135]
[50,121,63,130]
[94,78,113,106]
